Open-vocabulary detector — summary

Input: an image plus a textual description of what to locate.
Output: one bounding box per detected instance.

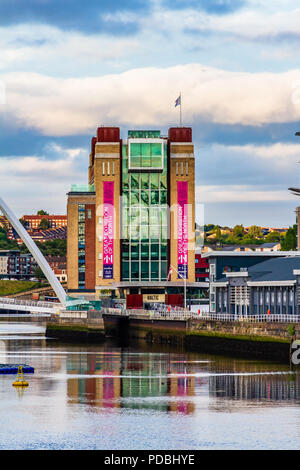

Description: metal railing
[195,312,300,323]
[0,296,61,310]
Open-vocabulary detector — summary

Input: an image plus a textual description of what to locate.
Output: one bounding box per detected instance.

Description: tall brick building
[67,126,199,305]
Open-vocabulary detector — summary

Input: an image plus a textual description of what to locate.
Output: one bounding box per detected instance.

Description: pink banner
[177,181,188,279]
[103,182,114,279]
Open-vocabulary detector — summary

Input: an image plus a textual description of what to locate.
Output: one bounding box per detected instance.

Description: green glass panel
[141,191,149,206]
[123,145,128,157]
[141,262,149,280]
[151,143,161,156]
[149,207,159,225]
[131,143,140,156]
[160,208,168,226]
[122,243,129,260]
[128,130,160,139]
[130,225,139,240]
[131,262,139,280]
[131,191,139,205]
[122,225,128,239]
[122,175,129,190]
[141,143,151,167]
[122,262,129,280]
[122,191,129,207]
[130,143,141,168]
[161,243,168,260]
[160,174,167,189]
[122,207,129,226]
[141,173,149,189]
[151,191,159,205]
[151,262,159,280]
[140,225,149,241]
[131,243,139,260]
[161,226,168,242]
[141,208,149,224]
[151,243,159,260]
[131,174,139,189]
[141,243,149,260]
[150,173,159,189]
[150,226,159,241]
[130,207,140,224]
[161,262,168,280]
[160,191,167,204]
[151,156,162,167]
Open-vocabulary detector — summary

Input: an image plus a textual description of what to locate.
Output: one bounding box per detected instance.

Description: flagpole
[180,92,182,127]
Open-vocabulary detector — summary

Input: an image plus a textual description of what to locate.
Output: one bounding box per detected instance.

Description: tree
[281,226,297,251]
[247,225,263,239]
[37,210,49,216]
[214,226,222,241]
[33,267,46,280]
[233,224,245,239]
[39,218,50,230]
[265,231,281,243]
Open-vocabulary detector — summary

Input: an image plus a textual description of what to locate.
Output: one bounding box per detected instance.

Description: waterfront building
[0,250,38,280]
[204,250,300,314]
[195,250,209,282]
[67,126,206,306]
[211,257,300,316]
[22,215,67,230]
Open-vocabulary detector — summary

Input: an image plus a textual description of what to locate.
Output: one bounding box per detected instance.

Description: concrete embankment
[185,319,294,361]
[46,311,105,343]
[46,311,298,362]
[103,314,296,362]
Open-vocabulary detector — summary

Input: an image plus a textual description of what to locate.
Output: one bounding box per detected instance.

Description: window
[128,140,164,171]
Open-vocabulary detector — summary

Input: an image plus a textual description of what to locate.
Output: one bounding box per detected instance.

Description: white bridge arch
[0,197,66,305]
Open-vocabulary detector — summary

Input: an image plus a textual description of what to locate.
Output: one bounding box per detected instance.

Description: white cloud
[196,185,293,203]
[0,24,140,71]
[0,144,86,216]
[1,64,300,135]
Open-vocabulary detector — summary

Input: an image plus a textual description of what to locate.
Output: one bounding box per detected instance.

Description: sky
[0,0,300,227]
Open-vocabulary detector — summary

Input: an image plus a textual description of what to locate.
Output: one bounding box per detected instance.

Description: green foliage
[37,210,49,216]
[39,218,51,230]
[265,231,281,243]
[204,224,215,233]
[288,324,296,337]
[34,267,46,280]
[0,280,41,296]
[247,225,263,238]
[233,224,245,239]
[281,226,297,251]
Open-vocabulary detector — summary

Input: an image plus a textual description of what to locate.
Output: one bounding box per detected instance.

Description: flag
[167,266,173,280]
[175,95,181,107]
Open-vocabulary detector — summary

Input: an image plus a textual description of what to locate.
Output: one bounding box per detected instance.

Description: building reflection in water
[66,350,198,414]
[209,372,300,404]
[66,347,300,413]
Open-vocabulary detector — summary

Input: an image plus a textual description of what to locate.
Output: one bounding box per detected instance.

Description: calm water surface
[0,320,300,450]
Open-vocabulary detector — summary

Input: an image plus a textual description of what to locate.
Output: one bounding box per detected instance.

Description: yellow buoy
[12,366,29,387]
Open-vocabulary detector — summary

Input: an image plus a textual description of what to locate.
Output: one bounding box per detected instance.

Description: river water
[0,320,299,450]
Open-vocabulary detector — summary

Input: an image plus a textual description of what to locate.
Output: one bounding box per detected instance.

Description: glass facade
[78,204,85,289]
[121,134,168,282]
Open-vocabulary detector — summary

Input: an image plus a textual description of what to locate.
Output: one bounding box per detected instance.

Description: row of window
[122,243,167,261]
[78,205,85,289]
[122,207,168,226]
[122,190,167,207]
[175,161,189,176]
[122,172,167,191]
[122,261,168,281]
[102,161,115,176]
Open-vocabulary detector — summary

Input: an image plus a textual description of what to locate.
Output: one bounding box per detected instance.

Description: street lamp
[168,264,187,310]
